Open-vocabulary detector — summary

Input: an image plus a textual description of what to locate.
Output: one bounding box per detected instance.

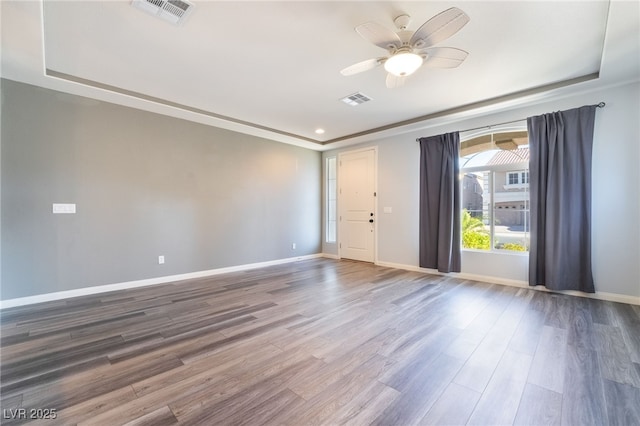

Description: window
[506,171,529,187]
[460,145,530,253]
[326,157,337,243]
[508,172,519,185]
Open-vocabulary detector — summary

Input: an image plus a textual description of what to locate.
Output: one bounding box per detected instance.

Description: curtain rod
[416,102,605,142]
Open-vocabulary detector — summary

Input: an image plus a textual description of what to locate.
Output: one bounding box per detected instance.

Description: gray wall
[1,79,321,300]
[323,81,640,300]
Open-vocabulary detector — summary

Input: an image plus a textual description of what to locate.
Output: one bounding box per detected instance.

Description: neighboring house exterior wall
[462,173,483,218]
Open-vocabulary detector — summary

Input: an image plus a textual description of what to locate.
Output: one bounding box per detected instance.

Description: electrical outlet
[158,255,165,264]
[291,243,296,250]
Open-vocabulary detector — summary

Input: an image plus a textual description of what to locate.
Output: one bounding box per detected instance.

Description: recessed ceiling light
[315,128,325,134]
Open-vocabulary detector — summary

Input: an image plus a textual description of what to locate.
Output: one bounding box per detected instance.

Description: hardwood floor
[1,258,639,425]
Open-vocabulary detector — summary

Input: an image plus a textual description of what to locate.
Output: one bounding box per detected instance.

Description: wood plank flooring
[1,258,639,425]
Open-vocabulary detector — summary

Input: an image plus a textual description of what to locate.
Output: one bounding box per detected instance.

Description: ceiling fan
[340,7,470,88]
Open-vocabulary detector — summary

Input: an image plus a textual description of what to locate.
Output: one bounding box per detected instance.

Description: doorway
[338,147,376,262]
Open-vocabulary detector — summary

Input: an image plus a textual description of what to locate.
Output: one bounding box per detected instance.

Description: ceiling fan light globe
[384,52,423,77]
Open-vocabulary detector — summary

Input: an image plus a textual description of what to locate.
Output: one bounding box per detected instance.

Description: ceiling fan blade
[386,73,406,89]
[355,22,402,52]
[421,47,468,68]
[340,58,384,76]
[410,7,470,49]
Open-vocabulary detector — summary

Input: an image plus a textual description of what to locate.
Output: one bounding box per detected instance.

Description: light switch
[53,203,76,214]
[383,206,393,214]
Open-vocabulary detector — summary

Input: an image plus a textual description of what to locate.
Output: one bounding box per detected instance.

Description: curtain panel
[527,105,597,293]
[418,132,461,273]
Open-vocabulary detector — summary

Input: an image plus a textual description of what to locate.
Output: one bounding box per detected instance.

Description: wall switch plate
[53,203,76,214]
[383,206,393,214]
[291,243,296,250]
[158,255,165,264]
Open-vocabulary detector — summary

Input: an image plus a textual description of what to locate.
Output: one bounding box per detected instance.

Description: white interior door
[339,148,376,262]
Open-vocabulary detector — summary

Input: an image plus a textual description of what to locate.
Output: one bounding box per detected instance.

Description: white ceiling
[2,1,639,151]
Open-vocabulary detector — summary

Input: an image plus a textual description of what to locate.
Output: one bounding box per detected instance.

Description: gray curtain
[528,105,597,292]
[419,132,461,273]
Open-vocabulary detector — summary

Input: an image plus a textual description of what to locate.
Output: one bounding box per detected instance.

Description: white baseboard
[375,260,640,306]
[320,253,340,260]
[3,255,637,309]
[0,254,323,310]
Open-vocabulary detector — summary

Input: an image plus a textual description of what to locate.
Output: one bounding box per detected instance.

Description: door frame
[337,146,378,263]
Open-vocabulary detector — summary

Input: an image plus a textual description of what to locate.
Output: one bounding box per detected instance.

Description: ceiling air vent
[340,92,372,106]
[131,0,194,25]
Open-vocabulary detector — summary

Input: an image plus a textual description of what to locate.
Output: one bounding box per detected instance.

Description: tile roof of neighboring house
[487,148,529,166]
